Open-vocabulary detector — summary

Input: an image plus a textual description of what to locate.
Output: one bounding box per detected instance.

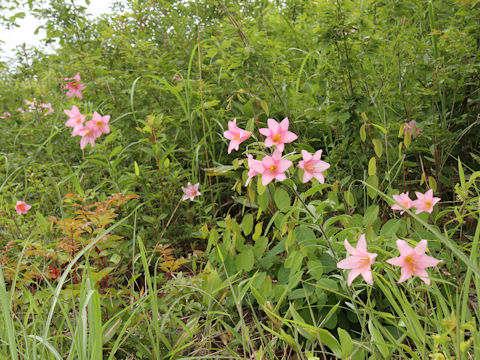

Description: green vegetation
[1,0,480,358]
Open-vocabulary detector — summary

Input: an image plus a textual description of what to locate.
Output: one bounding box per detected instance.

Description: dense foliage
[1,0,480,359]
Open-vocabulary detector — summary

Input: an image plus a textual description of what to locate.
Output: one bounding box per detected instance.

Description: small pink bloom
[15,201,32,215]
[25,99,36,112]
[257,149,292,186]
[77,122,100,149]
[298,149,330,183]
[39,103,54,116]
[62,72,81,82]
[337,234,377,286]
[386,240,441,285]
[412,189,440,214]
[62,74,86,99]
[64,105,86,132]
[259,118,298,152]
[391,192,413,215]
[404,120,421,136]
[88,112,111,137]
[223,119,252,154]
[245,153,263,186]
[181,182,201,201]
[17,108,25,113]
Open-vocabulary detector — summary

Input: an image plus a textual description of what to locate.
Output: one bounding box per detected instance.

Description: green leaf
[236,247,254,272]
[109,145,122,159]
[317,329,341,358]
[360,124,366,142]
[307,260,323,280]
[285,251,303,272]
[134,161,140,176]
[344,190,355,207]
[338,328,353,359]
[363,205,379,226]
[274,187,291,210]
[366,175,378,199]
[372,138,383,158]
[241,213,254,236]
[368,157,376,176]
[252,222,263,241]
[253,236,268,258]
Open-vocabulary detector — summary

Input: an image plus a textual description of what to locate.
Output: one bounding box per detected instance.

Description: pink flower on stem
[15,201,32,215]
[404,120,421,136]
[259,118,298,152]
[88,112,111,137]
[254,149,292,186]
[386,240,441,285]
[298,149,330,183]
[223,119,252,154]
[77,122,100,149]
[181,182,201,201]
[412,189,440,214]
[39,103,54,116]
[62,73,86,99]
[391,192,413,215]
[17,108,25,113]
[337,234,377,286]
[245,153,263,186]
[0,112,11,119]
[64,105,86,132]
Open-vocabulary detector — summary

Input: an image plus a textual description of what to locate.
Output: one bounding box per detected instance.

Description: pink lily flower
[62,72,81,82]
[412,189,440,214]
[391,192,413,215]
[245,153,263,186]
[252,149,292,186]
[77,122,100,149]
[181,182,201,201]
[259,118,298,152]
[89,112,111,137]
[404,120,421,136]
[386,240,441,285]
[39,103,54,116]
[298,149,330,183]
[337,234,377,286]
[223,119,252,154]
[64,105,86,133]
[62,73,86,99]
[15,201,32,215]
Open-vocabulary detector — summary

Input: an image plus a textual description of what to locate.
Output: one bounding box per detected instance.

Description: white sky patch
[0,0,116,61]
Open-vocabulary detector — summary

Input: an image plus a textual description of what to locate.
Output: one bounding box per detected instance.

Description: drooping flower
[223,119,252,154]
[412,189,440,214]
[15,201,31,215]
[77,121,100,149]
[88,112,111,137]
[245,153,263,186]
[337,234,377,286]
[404,120,421,136]
[386,240,441,285]
[297,149,330,183]
[259,118,298,152]
[181,182,201,201]
[391,192,413,215]
[254,149,292,186]
[64,105,86,131]
[62,73,86,99]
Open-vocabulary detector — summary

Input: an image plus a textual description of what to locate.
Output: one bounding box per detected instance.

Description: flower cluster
[224,117,330,186]
[61,72,87,99]
[64,105,110,149]
[337,235,441,286]
[17,99,53,117]
[0,112,11,119]
[404,120,421,136]
[391,189,440,215]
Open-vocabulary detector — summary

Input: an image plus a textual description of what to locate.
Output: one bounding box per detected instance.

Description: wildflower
[64,105,86,132]
[62,73,86,99]
[245,153,263,186]
[297,149,330,183]
[39,103,54,116]
[0,112,11,119]
[17,108,25,113]
[337,234,377,286]
[88,112,111,137]
[49,265,61,279]
[255,149,292,186]
[223,119,252,154]
[77,122,100,149]
[391,192,413,214]
[386,240,441,285]
[181,182,201,201]
[412,189,440,214]
[25,99,37,112]
[15,201,31,215]
[259,118,298,152]
[404,120,421,136]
